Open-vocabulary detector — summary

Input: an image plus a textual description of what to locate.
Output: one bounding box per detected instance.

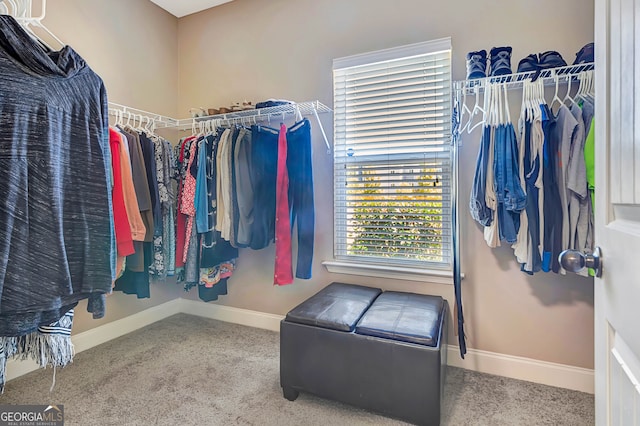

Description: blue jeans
[522,118,541,274]
[470,125,493,227]
[286,119,315,279]
[494,123,526,244]
[250,125,279,250]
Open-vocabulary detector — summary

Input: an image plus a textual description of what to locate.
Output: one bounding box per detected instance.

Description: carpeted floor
[0,313,594,425]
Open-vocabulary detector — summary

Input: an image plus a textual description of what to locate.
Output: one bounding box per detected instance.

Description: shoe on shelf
[538,50,567,69]
[573,42,594,64]
[489,46,512,76]
[517,50,568,78]
[466,49,487,79]
[516,53,539,73]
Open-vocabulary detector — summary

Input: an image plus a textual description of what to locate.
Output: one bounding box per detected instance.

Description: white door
[594,0,640,423]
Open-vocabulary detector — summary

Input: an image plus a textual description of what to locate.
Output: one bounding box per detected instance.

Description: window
[332,38,452,273]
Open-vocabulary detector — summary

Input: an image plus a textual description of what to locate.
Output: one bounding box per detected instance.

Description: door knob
[558,247,602,277]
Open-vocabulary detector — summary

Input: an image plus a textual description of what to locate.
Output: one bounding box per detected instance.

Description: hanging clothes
[198,130,237,300]
[109,128,136,276]
[249,125,279,250]
[149,136,176,280]
[173,129,237,300]
[495,122,527,244]
[174,136,195,279]
[171,114,318,298]
[517,101,544,274]
[286,119,315,280]
[0,15,114,390]
[274,123,293,285]
[540,104,563,273]
[470,83,525,249]
[233,128,255,247]
[470,125,493,228]
[465,69,595,276]
[112,124,174,296]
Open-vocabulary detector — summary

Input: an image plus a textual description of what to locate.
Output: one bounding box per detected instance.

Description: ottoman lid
[355,292,445,347]
[285,282,382,332]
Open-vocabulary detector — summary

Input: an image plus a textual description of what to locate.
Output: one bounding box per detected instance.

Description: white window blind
[333,39,452,269]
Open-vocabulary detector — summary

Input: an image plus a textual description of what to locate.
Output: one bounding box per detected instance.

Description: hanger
[587,70,595,101]
[503,83,511,125]
[578,71,594,103]
[519,79,527,121]
[9,0,64,51]
[466,85,486,133]
[526,79,534,121]
[562,73,578,108]
[498,82,506,125]
[491,82,499,127]
[457,86,473,134]
[549,72,563,112]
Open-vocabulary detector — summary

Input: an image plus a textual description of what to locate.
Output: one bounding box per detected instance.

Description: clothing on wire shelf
[464,74,595,276]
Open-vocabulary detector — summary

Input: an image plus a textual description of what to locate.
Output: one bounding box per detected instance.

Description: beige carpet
[0,313,594,425]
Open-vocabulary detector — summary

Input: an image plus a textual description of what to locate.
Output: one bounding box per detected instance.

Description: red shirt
[109,128,135,257]
[274,124,293,285]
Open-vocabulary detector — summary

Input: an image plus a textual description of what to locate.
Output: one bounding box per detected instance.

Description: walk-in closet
[0,0,636,424]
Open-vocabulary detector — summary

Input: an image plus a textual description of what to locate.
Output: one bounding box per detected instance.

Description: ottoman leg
[282,387,300,401]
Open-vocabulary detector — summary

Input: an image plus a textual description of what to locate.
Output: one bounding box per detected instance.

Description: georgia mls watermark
[0,405,64,426]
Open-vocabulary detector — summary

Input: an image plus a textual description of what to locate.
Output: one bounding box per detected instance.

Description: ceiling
[149,0,234,18]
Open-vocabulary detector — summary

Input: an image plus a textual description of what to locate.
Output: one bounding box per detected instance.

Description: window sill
[322,260,463,285]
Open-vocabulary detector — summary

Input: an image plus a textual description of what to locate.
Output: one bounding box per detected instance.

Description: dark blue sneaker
[466,50,487,79]
[489,46,512,76]
[538,50,567,69]
[517,53,539,73]
[573,42,594,64]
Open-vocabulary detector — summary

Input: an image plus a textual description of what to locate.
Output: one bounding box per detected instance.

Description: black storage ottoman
[280,282,448,426]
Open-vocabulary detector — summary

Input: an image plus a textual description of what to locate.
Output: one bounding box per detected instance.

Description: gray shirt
[551,105,579,258]
[568,103,589,256]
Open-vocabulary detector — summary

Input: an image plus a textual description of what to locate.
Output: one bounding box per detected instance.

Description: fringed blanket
[0,309,75,393]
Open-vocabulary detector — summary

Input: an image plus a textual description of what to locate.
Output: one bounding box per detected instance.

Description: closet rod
[453,62,594,93]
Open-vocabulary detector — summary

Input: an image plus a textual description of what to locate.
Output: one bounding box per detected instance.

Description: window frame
[326,38,454,283]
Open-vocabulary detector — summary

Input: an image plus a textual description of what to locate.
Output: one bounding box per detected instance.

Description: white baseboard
[5,299,182,382]
[5,299,595,395]
[447,345,594,394]
[71,299,182,353]
[178,299,283,332]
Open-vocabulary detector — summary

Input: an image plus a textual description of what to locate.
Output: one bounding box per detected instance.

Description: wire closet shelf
[453,62,595,93]
[107,102,179,128]
[107,100,333,152]
[171,101,333,130]
[107,100,332,130]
